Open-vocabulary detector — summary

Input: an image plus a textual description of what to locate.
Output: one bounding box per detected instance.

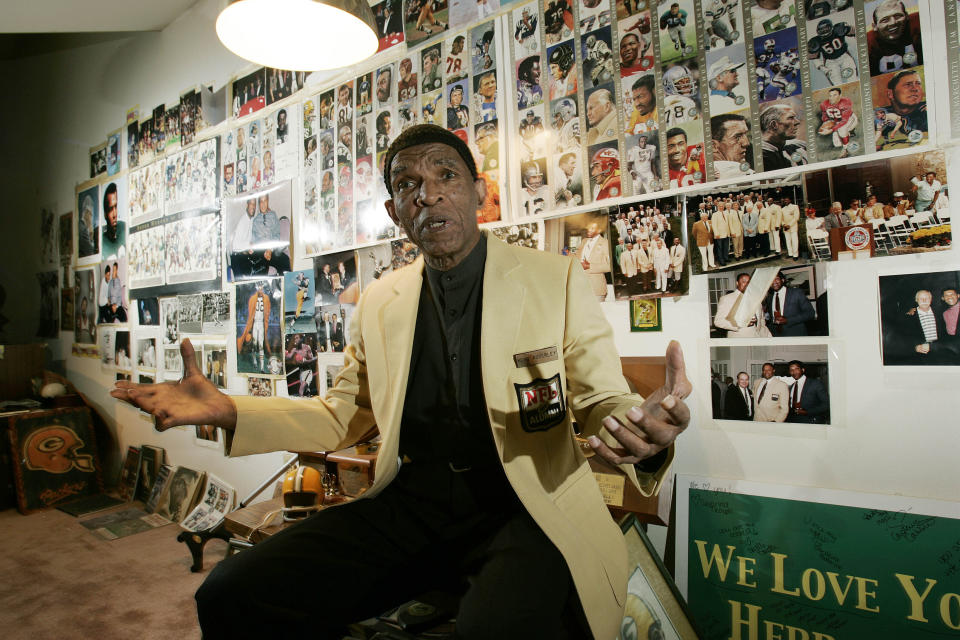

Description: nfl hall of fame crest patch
[514,373,566,432]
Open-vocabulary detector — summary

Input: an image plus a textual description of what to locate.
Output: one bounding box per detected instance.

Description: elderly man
[714,272,771,337]
[894,289,951,364]
[586,87,618,144]
[112,124,691,639]
[724,372,754,421]
[742,198,760,258]
[576,221,611,301]
[760,103,807,170]
[711,113,753,179]
[911,171,941,212]
[692,209,715,270]
[822,201,852,231]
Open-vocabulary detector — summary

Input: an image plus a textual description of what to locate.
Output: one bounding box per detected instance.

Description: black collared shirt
[396,235,517,511]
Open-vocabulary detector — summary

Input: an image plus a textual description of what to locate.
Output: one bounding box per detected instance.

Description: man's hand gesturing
[110,338,238,432]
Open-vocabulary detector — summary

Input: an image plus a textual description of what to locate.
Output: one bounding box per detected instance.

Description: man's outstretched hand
[589,339,692,465]
[110,338,238,432]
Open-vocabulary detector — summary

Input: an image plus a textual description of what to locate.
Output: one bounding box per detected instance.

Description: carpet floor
[0,504,225,639]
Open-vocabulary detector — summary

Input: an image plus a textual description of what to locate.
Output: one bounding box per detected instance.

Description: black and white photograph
[136,336,157,372]
[177,293,203,334]
[160,297,178,344]
[202,291,230,334]
[73,267,97,345]
[710,344,831,424]
[77,183,100,264]
[164,209,220,286]
[878,270,960,366]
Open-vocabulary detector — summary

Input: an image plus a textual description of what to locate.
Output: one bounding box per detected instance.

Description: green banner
[688,489,960,639]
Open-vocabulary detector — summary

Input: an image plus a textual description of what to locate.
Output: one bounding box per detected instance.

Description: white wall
[3,0,959,507]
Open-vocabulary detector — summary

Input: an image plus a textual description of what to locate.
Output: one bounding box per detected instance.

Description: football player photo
[807,9,859,89]
[812,82,863,160]
[707,48,748,115]
[547,41,579,99]
[664,123,705,188]
[625,132,661,194]
[662,60,701,126]
[752,0,797,35]
[871,66,927,149]
[658,0,697,62]
[703,0,744,50]
[754,29,802,103]
[865,0,923,76]
[618,13,655,74]
[582,26,616,89]
[588,142,623,201]
[518,158,550,216]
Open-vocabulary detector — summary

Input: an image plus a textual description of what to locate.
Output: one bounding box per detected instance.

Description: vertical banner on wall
[677,476,960,640]
[946,0,960,137]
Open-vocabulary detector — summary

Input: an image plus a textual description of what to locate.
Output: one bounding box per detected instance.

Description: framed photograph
[8,408,103,514]
[630,298,662,331]
[619,514,699,639]
[878,270,960,366]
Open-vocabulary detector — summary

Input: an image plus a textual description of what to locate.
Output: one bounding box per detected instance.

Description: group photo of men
[709,264,828,338]
[687,184,804,275]
[879,270,960,366]
[711,346,832,424]
[607,198,689,299]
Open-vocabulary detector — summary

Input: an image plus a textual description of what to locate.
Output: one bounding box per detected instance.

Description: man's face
[258,195,269,213]
[667,134,687,169]
[828,89,841,104]
[225,165,234,183]
[559,156,575,176]
[450,87,463,106]
[423,56,434,75]
[105,192,118,227]
[762,364,775,379]
[550,62,564,81]
[632,86,655,113]
[104,267,111,281]
[917,291,933,310]
[338,86,350,105]
[112,264,119,277]
[400,59,412,80]
[670,5,679,14]
[278,112,287,127]
[452,38,464,55]
[719,68,739,90]
[736,273,751,292]
[926,173,936,184]
[875,3,907,42]
[320,140,331,155]
[943,289,959,307]
[789,363,803,379]
[673,237,680,246]
[586,91,611,126]
[246,199,257,218]
[771,275,784,291]
[385,142,486,269]
[340,126,352,145]
[479,74,497,99]
[737,373,750,388]
[377,71,392,101]
[528,61,541,84]
[890,73,923,109]
[476,129,494,153]
[620,35,640,67]
[715,120,750,162]
[586,223,599,238]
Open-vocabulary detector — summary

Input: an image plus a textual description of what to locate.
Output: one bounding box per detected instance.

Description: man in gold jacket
[114,125,691,639]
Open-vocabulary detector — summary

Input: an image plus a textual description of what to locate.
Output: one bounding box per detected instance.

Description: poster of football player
[516,55,544,109]
[703,0,743,50]
[36,271,58,339]
[518,105,548,159]
[804,0,851,19]
[164,104,181,150]
[626,132,661,194]
[665,122,705,188]
[658,0,696,62]
[471,21,497,74]
[710,111,755,180]
[623,72,658,135]
[128,160,164,225]
[224,180,293,281]
[355,114,373,160]
[445,81,470,132]
[99,179,126,261]
[126,112,140,170]
[106,129,121,176]
[544,0,575,44]
[518,158,550,216]
[472,70,498,123]
[356,72,373,117]
[588,143,623,201]
[128,222,165,290]
[335,81,354,128]
[514,3,541,54]
[582,26,616,89]
[754,28,802,103]
[138,115,155,166]
[585,85,618,145]
[374,63,395,111]
[284,333,319,397]
[752,0,797,35]
[164,137,220,214]
[706,48,748,115]
[662,59,702,126]
[609,199,688,299]
[812,82,863,160]
[76,182,100,265]
[404,0,449,47]
[445,33,469,84]
[871,66,927,150]
[759,96,808,171]
[201,291,230,335]
[579,0,612,32]
[473,120,501,175]
[550,97,581,153]
[59,212,73,266]
[421,45,443,94]
[235,277,284,376]
[89,143,106,178]
[618,12,655,74]
[164,208,220,287]
[543,211,612,301]
[806,9,859,89]
[865,0,923,76]
[547,41,578,99]
[421,89,444,126]
[372,0,405,51]
[551,150,584,209]
[232,68,266,119]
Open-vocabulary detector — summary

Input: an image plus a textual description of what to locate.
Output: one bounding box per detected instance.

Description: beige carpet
[0,504,226,639]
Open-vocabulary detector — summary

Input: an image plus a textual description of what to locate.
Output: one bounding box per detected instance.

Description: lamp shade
[216,0,379,71]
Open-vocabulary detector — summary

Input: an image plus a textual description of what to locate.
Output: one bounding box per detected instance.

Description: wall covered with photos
[9,0,960,505]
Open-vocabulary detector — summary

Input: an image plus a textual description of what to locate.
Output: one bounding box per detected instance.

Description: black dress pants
[196,465,589,639]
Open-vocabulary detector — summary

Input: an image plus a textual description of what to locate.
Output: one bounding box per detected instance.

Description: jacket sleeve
[805,380,830,418]
[226,296,376,457]
[561,258,673,497]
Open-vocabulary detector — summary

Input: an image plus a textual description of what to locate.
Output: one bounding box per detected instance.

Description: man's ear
[384,199,399,226]
[473,175,487,209]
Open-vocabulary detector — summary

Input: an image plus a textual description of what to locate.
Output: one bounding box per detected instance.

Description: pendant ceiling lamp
[216,0,379,71]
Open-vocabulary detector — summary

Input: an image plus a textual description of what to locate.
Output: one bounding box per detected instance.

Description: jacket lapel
[480,234,526,454]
